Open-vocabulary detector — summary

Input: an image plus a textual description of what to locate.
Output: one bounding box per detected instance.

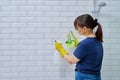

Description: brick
[10,1,27,6]
[27,1,44,6]
[2,28,19,33]
[35,6,52,12]
[0,11,10,17]
[18,17,35,23]
[0,1,10,6]
[11,23,27,28]
[18,6,35,11]
[52,6,69,12]
[44,1,60,6]
[1,17,18,23]
[10,11,27,17]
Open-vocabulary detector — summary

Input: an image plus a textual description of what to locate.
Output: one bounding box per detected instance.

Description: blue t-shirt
[73,37,103,75]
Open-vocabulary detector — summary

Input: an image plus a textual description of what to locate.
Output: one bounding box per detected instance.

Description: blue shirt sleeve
[73,42,94,60]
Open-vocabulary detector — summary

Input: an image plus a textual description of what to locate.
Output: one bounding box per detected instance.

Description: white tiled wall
[0,0,120,80]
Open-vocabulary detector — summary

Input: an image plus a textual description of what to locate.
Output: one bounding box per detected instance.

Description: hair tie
[94,19,98,27]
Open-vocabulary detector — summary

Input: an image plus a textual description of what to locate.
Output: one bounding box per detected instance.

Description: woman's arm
[54,41,80,64]
[64,54,80,64]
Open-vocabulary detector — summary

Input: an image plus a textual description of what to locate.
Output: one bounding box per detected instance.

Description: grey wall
[0,0,120,80]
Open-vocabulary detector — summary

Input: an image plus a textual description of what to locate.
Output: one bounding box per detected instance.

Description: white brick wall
[0,0,120,80]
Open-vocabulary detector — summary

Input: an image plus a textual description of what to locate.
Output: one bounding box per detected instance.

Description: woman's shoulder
[79,37,97,46]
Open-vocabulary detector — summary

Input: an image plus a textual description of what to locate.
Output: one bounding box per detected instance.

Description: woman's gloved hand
[55,41,69,58]
[65,31,79,48]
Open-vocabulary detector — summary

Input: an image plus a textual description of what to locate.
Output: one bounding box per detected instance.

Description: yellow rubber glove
[55,41,69,58]
[65,31,79,48]
[71,31,79,47]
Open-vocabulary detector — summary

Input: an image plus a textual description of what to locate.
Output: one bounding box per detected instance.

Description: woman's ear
[83,26,87,32]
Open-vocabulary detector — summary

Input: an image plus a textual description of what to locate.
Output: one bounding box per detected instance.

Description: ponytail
[95,23,103,42]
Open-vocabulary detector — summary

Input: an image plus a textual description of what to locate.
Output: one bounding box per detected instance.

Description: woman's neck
[84,30,96,38]
[85,33,96,38]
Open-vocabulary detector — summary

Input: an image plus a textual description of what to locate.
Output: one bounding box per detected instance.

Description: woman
[55,14,103,80]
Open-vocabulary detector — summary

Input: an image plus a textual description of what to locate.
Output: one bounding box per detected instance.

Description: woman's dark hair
[74,14,103,42]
